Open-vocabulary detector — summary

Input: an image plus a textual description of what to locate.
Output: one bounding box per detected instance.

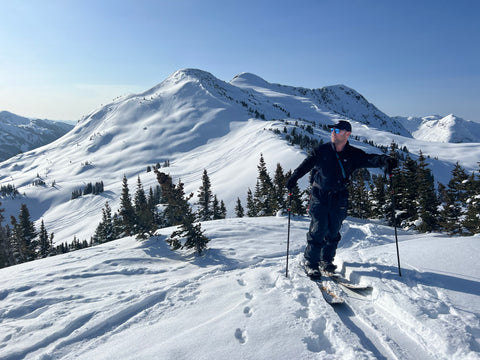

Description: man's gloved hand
[385,157,398,175]
[286,177,297,191]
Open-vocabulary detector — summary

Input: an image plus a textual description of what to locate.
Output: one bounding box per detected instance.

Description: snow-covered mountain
[0,68,479,244]
[1,69,480,359]
[0,111,73,161]
[394,114,480,143]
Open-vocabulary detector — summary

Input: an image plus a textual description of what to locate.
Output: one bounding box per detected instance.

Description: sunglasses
[331,128,341,134]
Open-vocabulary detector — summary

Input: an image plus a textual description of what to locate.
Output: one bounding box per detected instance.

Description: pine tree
[235,197,244,217]
[369,174,388,219]
[463,193,480,234]
[463,163,480,234]
[0,203,15,268]
[169,209,210,254]
[246,188,257,217]
[395,156,418,227]
[348,169,371,219]
[119,175,136,235]
[415,151,439,232]
[155,170,210,254]
[255,154,275,215]
[38,220,51,258]
[219,200,227,219]
[289,183,306,215]
[197,169,213,221]
[273,163,287,211]
[284,170,305,216]
[155,170,191,227]
[212,195,221,220]
[93,202,116,243]
[17,204,37,261]
[439,162,469,235]
[134,176,154,237]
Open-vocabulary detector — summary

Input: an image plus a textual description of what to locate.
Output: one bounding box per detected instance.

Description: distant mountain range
[0,111,73,161]
[0,68,478,243]
[394,114,480,143]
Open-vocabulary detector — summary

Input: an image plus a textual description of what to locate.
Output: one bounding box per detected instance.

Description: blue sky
[1,0,479,122]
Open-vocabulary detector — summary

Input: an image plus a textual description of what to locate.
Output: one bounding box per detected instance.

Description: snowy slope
[230,73,411,137]
[1,216,479,359]
[0,69,480,245]
[394,114,480,143]
[0,111,73,161]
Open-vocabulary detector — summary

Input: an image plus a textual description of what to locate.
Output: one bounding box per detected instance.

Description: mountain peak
[230,72,270,88]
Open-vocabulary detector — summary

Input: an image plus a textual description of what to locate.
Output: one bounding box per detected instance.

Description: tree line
[2,142,480,269]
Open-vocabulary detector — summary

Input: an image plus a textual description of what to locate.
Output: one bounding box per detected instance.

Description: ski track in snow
[0,217,479,359]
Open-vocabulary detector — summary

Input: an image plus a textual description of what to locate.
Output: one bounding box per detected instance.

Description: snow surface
[1,216,479,359]
[1,68,480,359]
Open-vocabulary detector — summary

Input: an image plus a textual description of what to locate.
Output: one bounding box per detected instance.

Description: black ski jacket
[290,142,388,195]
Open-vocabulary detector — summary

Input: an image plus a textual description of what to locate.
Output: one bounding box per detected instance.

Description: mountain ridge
[0,111,73,161]
[394,114,480,143]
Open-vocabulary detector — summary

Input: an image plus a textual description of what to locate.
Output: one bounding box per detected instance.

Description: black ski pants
[304,189,348,267]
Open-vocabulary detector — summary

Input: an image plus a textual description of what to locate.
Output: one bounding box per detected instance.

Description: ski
[301,262,344,305]
[322,272,372,293]
[307,274,344,305]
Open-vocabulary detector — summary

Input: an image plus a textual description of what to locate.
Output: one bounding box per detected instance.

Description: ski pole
[389,173,402,277]
[285,192,292,278]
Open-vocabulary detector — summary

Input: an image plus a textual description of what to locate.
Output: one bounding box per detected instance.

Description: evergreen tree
[9,217,23,264]
[155,170,210,254]
[0,203,15,268]
[134,176,154,237]
[273,163,287,211]
[211,195,221,220]
[220,200,227,219]
[348,169,370,219]
[213,199,227,219]
[284,170,305,216]
[119,175,136,235]
[369,174,388,219]
[255,154,275,215]
[93,202,116,243]
[463,164,480,234]
[246,188,257,217]
[38,219,52,258]
[168,209,210,254]
[197,169,213,221]
[289,183,306,215]
[415,151,439,232]
[154,169,191,226]
[235,197,244,217]
[17,204,37,261]
[396,155,419,227]
[439,162,469,235]
[463,193,480,234]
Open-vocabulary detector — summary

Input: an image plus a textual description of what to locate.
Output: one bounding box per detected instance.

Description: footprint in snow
[235,328,247,344]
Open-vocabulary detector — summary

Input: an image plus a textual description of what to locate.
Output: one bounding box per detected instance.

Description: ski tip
[320,286,345,304]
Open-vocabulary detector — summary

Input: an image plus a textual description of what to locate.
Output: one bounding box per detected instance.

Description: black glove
[385,157,398,175]
[286,177,297,191]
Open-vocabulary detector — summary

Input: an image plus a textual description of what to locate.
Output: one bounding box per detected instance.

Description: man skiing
[286,120,397,278]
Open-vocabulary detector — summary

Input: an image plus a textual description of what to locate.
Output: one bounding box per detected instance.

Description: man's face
[331,128,350,144]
